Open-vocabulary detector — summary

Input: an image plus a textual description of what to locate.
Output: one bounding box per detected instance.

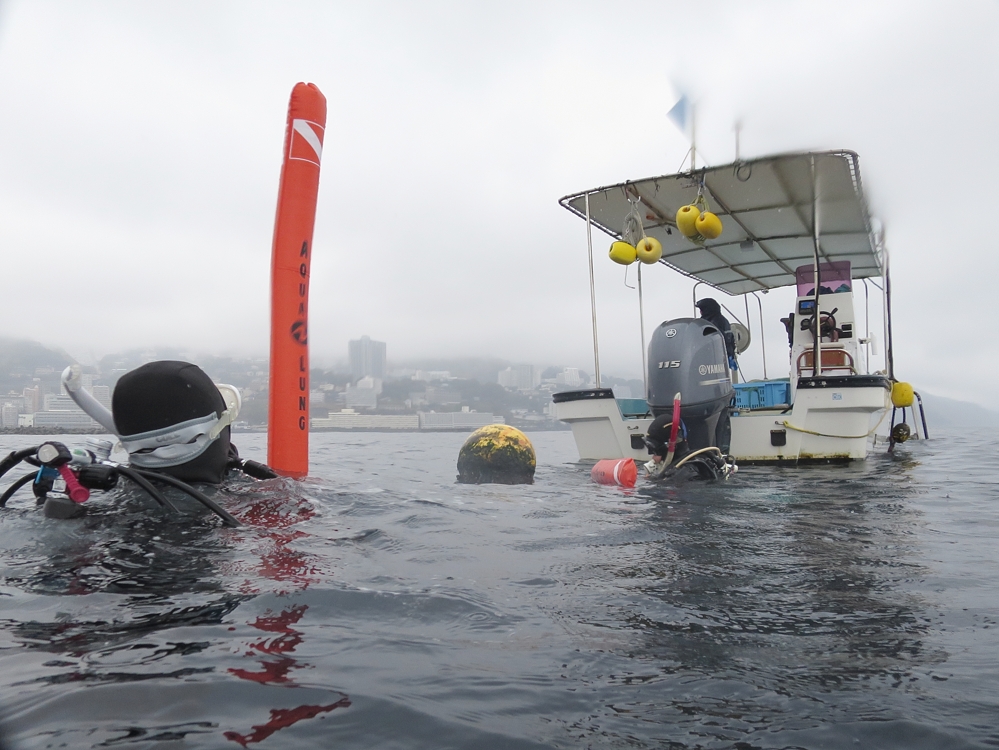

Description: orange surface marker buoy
[267,83,327,477]
[591,458,637,488]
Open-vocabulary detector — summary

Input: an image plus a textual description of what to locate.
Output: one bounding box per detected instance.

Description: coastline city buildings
[1,374,111,430]
[1,336,605,432]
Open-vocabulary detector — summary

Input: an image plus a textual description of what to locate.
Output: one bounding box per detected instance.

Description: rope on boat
[780,409,888,440]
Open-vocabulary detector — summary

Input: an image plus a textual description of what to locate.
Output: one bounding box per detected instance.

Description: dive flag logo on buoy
[290,119,324,166]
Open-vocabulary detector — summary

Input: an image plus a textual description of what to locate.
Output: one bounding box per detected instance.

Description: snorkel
[61,365,117,433]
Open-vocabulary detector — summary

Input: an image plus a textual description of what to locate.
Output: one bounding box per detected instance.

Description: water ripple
[1,430,997,748]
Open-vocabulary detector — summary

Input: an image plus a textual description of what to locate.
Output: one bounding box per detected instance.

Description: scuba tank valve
[37,442,90,503]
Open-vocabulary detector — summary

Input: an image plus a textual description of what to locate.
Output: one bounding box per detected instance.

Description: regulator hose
[238,459,279,480]
[114,465,180,513]
[0,447,40,481]
[134,469,241,528]
[2,444,247,527]
[672,446,725,469]
[0,471,37,507]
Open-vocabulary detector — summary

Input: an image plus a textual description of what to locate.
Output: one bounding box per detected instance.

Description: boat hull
[553,389,652,462]
[555,376,890,464]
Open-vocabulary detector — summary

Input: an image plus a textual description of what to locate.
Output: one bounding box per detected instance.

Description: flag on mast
[667,91,696,168]
[667,94,691,136]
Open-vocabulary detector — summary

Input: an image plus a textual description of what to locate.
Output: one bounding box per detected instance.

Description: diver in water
[643,413,736,482]
[695,298,738,373]
[0,361,277,524]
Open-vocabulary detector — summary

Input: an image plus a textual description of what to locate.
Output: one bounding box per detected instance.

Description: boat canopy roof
[559,150,883,295]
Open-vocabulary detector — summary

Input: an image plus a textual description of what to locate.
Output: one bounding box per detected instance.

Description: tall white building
[348,336,386,381]
[555,368,582,387]
[344,376,380,409]
[498,365,538,390]
[92,385,112,411]
[22,386,41,414]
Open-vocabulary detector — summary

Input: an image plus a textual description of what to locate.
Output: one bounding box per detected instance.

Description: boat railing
[796,348,857,376]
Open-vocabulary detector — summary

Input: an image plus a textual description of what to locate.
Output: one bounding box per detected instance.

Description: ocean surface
[0,429,997,749]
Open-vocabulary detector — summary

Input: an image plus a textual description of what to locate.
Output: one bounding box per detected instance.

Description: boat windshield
[795,261,852,297]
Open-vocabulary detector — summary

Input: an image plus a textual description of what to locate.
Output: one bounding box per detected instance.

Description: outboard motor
[647,318,734,455]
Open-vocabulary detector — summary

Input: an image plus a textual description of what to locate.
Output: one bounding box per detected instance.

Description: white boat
[554,150,925,465]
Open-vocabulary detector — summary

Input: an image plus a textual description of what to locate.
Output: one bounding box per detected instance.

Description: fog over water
[0,1,995,406]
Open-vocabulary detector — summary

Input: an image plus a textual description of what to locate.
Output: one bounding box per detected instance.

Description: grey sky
[0,1,995,405]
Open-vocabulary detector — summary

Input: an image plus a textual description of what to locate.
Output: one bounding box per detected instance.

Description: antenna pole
[690,104,697,170]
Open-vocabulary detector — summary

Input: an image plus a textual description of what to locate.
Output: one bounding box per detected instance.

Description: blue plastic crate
[732,380,790,410]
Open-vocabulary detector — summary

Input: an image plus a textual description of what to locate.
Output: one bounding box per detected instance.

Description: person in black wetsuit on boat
[695,298,738,373]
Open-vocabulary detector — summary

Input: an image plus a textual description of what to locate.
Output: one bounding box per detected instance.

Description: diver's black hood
[646,413,687,455]
[647,413,673,445]
[695,298,722,317]
[112,361,231,484]
[113,361,224,434]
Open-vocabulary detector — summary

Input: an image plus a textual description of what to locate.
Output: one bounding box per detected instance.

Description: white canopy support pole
[752,292,768,380]
[883,237,894,380]
[810,155,822,378]
[743,294,752,381]
[638,263,648,395]
[863,278,871,373]
[585,193,601,388]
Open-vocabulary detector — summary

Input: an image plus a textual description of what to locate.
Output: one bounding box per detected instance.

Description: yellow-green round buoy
[891,381,914,408]
[456,424,536,484]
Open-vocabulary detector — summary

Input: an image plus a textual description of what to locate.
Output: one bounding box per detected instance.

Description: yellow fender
[635,237,662,264]
[609,241,637,265]
[891,382,914,408]
[696,211,723,239]
[675,205,700,238]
